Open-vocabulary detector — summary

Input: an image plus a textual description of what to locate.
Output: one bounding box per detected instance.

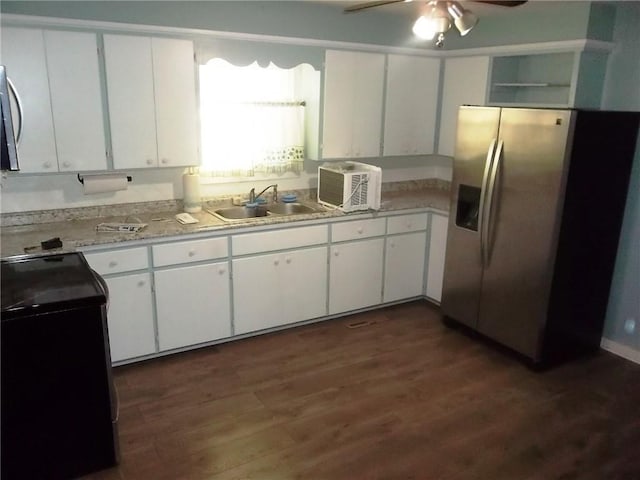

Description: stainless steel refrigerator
[441,106,640,366]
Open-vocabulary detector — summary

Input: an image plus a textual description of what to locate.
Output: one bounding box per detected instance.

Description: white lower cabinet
[83,247,155,363]
[329,238,385,315]
[103,273,156,363]
[426,214,449,302]
[83,209,448,364]
[154,261,231,351]
[384,232,427,303]
[232,246,328,335]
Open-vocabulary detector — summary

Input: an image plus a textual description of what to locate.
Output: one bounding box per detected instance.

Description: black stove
[1,252,107,317]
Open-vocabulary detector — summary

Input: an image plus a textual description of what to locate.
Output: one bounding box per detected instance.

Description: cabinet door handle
[62,161,71,168]
[161,158,169,165]
[357,227,364,234]
[274,259,280,266]
[285,257,292,264]
[218,267,226,275]
[146,158,154,165]
[108,260,118,268]
[137,280,146,287]
[43,161,52,169]
[390,241,395,248]
[406,222,412,229]
[334,250,339,257]
[188,250,196,257]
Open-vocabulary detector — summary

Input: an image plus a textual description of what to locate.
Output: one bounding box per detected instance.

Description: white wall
[601,1,640,359]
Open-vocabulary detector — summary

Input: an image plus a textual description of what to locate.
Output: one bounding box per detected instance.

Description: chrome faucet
[249,184,278,204]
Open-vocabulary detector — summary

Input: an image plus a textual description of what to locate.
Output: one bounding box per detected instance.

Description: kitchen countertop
[0,188,450,258]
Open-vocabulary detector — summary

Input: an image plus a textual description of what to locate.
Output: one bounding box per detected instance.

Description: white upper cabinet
[104,35,157,169]
[151,38,199,168]
[104,35,199,169]
[383,55,440,156]
[322,50,385,159]
[437,56,490,157]
[1,28,107,173]
[44,31,107,172]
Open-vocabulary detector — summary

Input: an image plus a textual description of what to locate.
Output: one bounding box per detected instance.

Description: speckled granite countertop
[1,187,450,259]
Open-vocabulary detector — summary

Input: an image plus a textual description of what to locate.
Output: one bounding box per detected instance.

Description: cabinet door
[152,38,199,167]
[104,273,155,363]
[233,247,327,335]
[0,27,58,173]
[44,31,107,172]
[104,34,158,169]
[384,232,427,303]
[322,50,384,159]
[155,261,231,351]
[384,55,440,156]
[351,52,385,158]
[426,214,449,302]
[438,56,489,157]
[329,238,384,315]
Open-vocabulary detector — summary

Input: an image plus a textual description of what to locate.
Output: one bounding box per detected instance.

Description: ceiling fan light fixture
[447,1,478,36]
[412,15,437,40]
[413,2,452,40]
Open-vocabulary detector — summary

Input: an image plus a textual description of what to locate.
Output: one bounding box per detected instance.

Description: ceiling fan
[344,0,528,47]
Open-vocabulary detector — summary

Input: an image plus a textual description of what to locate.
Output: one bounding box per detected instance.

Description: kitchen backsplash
[1,179,450,227]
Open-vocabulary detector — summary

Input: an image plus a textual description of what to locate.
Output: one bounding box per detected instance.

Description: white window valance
[195,38,323,70]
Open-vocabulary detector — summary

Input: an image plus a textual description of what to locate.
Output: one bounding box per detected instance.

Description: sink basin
[267,203,320,216]
[208,205,269,221]
[207,202,324,222]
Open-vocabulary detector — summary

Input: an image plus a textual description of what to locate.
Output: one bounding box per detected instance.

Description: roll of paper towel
[82,174,129,195]
[182,173,202,213]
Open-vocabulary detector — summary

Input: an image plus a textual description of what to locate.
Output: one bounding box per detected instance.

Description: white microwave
[317,161,382,212]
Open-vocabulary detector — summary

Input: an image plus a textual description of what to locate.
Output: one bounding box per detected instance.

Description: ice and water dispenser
[455,184,481,231]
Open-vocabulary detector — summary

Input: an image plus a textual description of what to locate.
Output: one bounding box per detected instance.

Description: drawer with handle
[83,246,149,275]
[152,237,228,267]
[387,213,428,235]
[331,218,386,242]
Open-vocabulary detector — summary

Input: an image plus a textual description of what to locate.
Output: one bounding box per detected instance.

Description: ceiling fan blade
[473,0,528,7]
[344,0,406,13]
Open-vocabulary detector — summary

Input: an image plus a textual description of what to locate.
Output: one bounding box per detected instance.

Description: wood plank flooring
[85,301,640,480]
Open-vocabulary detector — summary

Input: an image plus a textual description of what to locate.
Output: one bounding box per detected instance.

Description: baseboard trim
[600,338,640,365]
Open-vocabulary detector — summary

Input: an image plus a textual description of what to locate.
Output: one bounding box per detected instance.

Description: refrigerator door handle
[483,139,504,266]
[479,138,497,266]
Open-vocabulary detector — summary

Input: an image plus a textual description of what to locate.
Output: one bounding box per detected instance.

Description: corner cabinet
[103,35,199,169]
[437,55,490,157]
[1,27,107,173]
[383,213,429,303]
[383,55,440,156]
[425,213,448,302]
[322,50,385,159]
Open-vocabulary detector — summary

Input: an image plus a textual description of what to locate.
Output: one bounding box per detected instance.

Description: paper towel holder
[77,173,132,185]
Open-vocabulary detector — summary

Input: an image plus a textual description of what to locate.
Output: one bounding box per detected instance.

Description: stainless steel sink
[267,203,319,216]
[208,205,269,221]
[207,201,325,222]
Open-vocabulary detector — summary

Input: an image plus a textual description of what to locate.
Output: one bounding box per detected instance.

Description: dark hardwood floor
[85,301,640,480]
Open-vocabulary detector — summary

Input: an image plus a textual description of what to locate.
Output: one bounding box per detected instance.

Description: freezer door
[477,108,574,360]
[441,106,500,328]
